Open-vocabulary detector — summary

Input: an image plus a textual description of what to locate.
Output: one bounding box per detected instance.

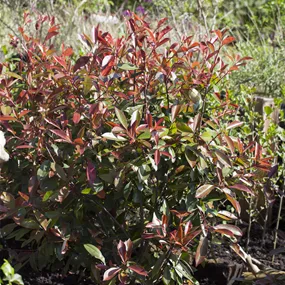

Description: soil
[194,224,285,285]
[19,271,93,285]
[1,223,285,285]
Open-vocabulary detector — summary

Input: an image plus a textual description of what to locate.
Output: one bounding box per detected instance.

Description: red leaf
[117,240,127,263]
[128,265,148,276]
[154,149,161,166]
[229,184,254,195]
[50,129,72,143]
[171,105,181,122]
[226,121,243,130]
[87,161,96,185]
[73,138,84,145]
[222,36,236,45]
[195,236,208,266]
[146,113,153,128]
[157,18,168,28]
[103,267,121,281]
[73,112,81,124]
[101,64,113,76]
[216,150,232,167]
[229,65,239,71]
[48,25,60,33]
[254,142,261,160]
[0,116,18,121]
[160,151,172,159]
[16,145,34,149]
[224,135,235,155]
[125,239,133,261]
[63,47,73,57]
[18,110,31,118]
[97,190,106,199]
[225,193,241,215]
[92,26,99,44]
[73,56,90,72]
[18,191,29,202]
[45,31,58,42]
[239,56,253,61]
[157,37,170,48]
[214,30,222,40]
[54,56,66,68]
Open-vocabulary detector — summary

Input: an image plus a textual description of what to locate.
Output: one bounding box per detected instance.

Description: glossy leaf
[195,236,208,266]
[84,244,106,264]
[73,56,90,72]
[118,63,138,70]
[103,267,121,281]
[195,184,215,198]
[214,224,243,237]
[115,108,128,129]
[229,184,254,195]
[215,149,232,167]
[128,265,148,276]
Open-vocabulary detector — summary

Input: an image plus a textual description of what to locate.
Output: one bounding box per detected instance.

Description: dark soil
[19,271,93,285]
[195,224,285,285]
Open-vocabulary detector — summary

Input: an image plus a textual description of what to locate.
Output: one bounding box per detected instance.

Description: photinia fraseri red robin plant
[102,239,148,284]
[0,11,271,284]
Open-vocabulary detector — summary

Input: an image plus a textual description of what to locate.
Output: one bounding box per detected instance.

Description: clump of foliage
[0,259,23,285]
[0,12,271,284]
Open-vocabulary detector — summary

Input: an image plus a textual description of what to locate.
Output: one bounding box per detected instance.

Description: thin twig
[89,198,129,239]
[196,0,209,36]
[272,183,284,263]
[0,17,20,38]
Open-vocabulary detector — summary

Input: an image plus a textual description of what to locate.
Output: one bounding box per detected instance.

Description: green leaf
[201,130,217,142]
[81,188,91,194]
[0,106,11,116]
[9,273,24,285]
[5,71,23,80]
[45,211,60,219]
[117,63,138,70]
[0,224,17,237]
[1,259,14,277]
[102,132,127,141]
[43,190,54,202]
[51,163,67,181]
[151,252,167,279]
[37,161,51,181]
[115,107,128,129]
[137,129,151,139]
[138,164,151,183]
[83,75,92,95]
[185,147,197,168]
[176,122,193,133]
[162,266,171,284]
[84,244,106,264]
[20,219,40,229]
[264,105,273,116]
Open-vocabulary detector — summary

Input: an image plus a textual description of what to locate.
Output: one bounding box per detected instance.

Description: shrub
[0,12,271,284]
